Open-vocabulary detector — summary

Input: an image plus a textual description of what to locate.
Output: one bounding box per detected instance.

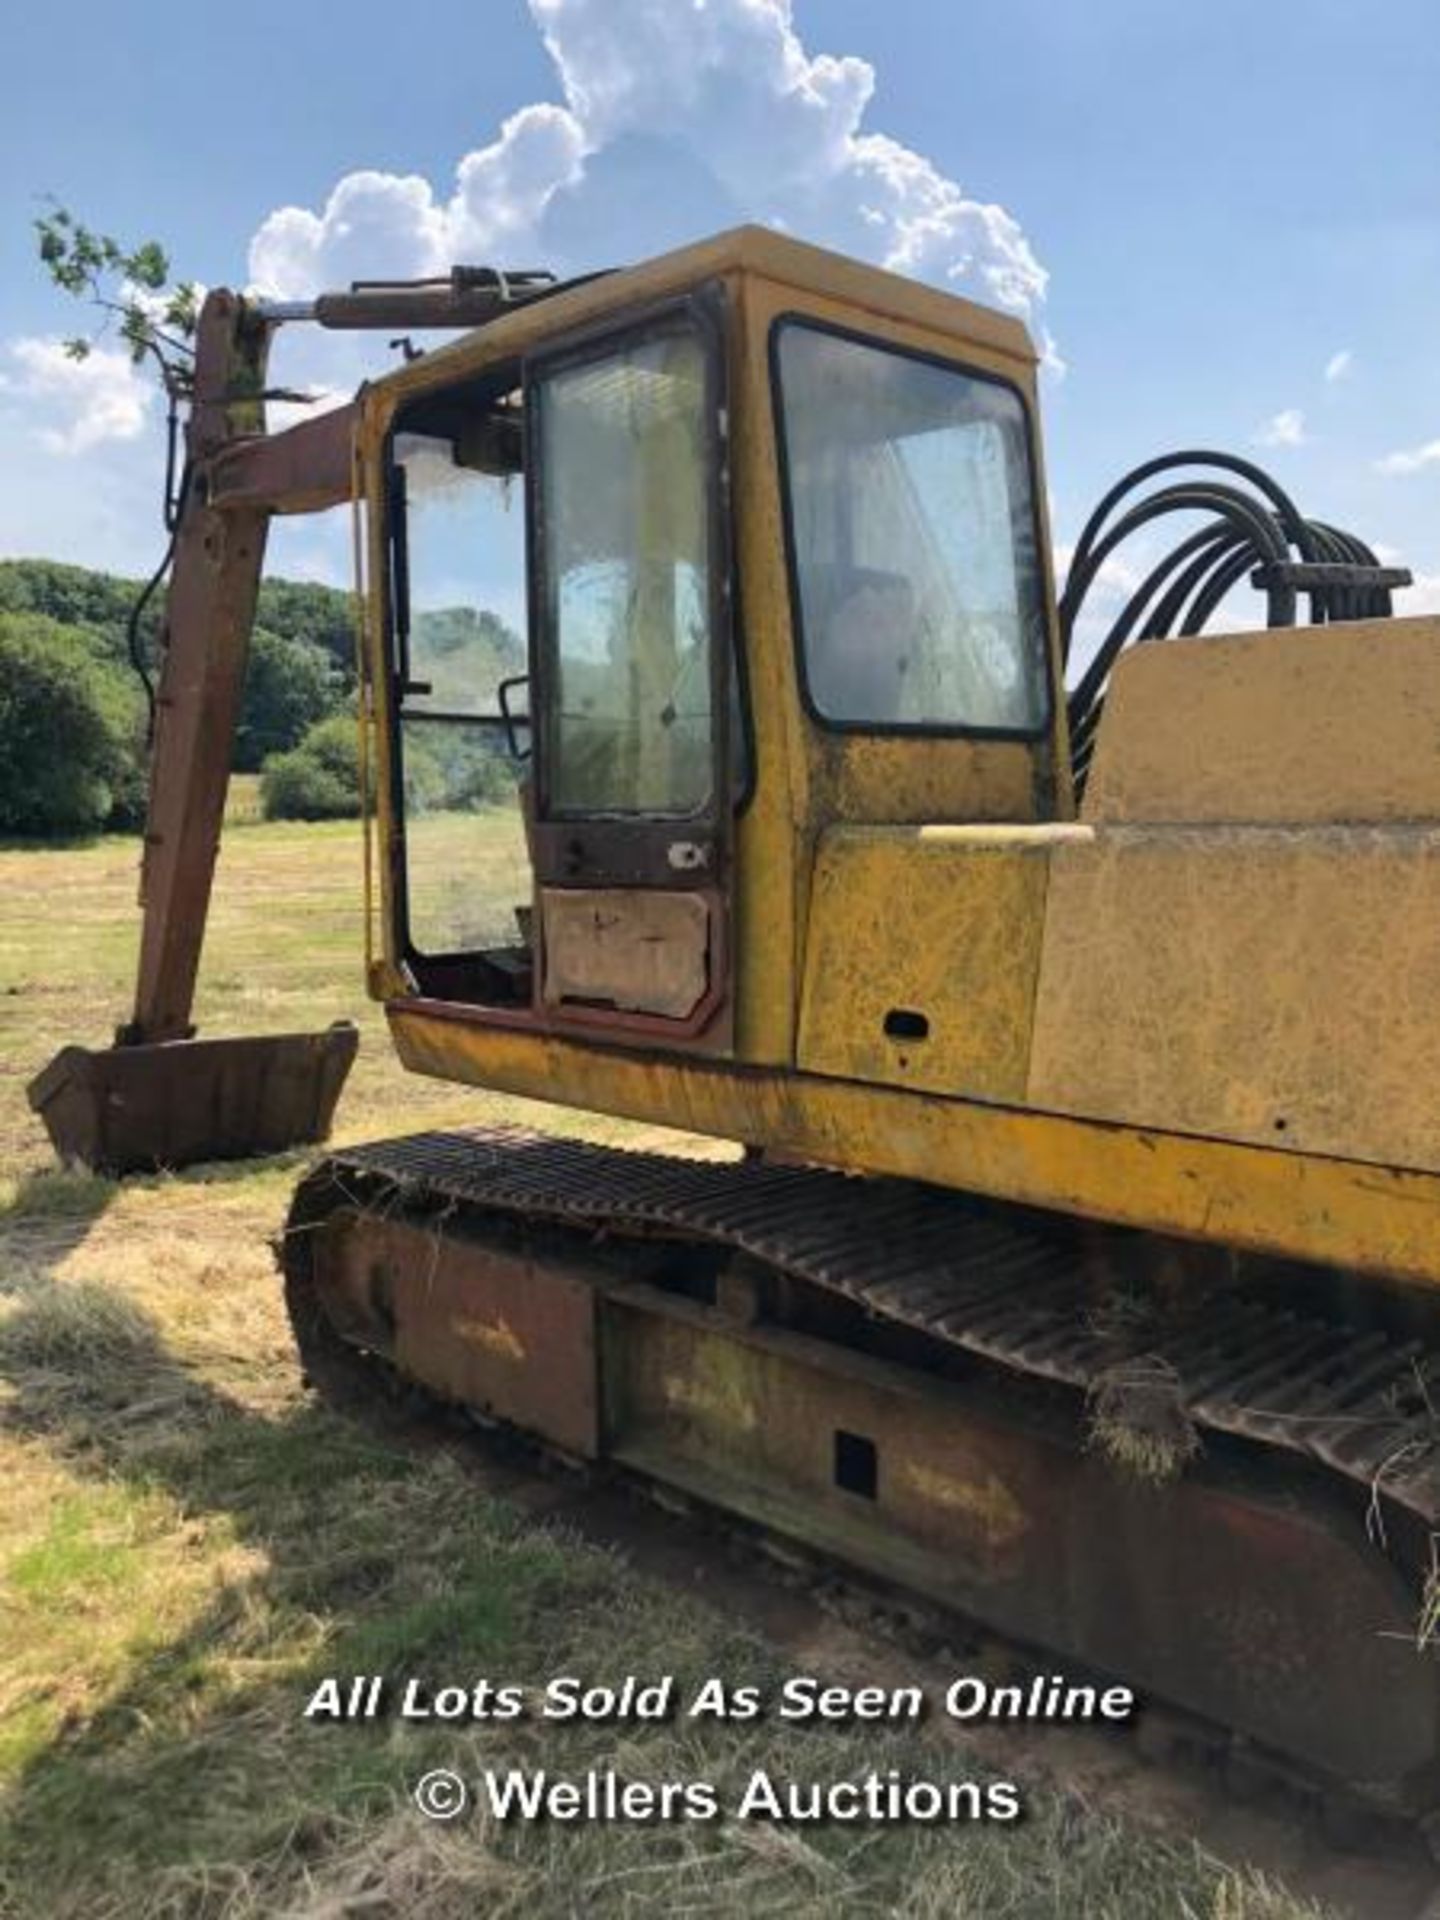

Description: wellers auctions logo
[305,1670,1137,1828]
[430,1764,1022,1825]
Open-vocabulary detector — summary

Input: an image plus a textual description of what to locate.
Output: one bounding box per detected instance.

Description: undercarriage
[282,1125,1440,1824]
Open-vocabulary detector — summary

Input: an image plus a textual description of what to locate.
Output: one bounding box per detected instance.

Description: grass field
[0,809,1337,1917]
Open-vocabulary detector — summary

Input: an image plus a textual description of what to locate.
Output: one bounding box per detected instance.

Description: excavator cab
[360,229,1066,1090]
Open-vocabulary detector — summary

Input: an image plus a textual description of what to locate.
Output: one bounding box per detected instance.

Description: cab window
[773,321,1050,734]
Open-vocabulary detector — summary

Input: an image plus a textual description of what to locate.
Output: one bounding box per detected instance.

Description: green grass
[8,1489,154,1601]
[0,814,1336,1917]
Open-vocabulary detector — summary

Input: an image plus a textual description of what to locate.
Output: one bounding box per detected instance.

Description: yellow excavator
[30,225,1440,1831]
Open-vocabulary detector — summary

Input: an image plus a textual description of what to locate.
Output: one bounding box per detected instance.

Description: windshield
[773,322,1050,734]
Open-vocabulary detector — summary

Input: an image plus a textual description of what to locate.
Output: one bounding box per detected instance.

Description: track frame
[284,1131,1440,1821]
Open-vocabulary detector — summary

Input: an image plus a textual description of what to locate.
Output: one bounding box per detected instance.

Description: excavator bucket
[27,1025,358,1176]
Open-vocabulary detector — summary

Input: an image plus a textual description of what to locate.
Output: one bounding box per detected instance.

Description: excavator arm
[26,269,560,1173]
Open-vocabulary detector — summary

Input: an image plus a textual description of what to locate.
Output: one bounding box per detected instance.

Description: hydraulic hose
[1060,451,1411,798]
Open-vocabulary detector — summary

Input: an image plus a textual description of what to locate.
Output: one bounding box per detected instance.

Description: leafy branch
[34,201,199,396]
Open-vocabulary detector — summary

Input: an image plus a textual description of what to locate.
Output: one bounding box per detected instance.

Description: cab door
[525,290,733,1043]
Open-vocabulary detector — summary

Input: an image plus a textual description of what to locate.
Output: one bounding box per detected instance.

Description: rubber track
[310,1124,1440,1528]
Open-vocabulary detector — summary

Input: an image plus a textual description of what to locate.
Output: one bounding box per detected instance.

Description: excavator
[28,225,1440,1832]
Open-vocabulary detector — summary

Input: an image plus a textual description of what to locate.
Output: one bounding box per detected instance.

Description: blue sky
[2,0,1437,624]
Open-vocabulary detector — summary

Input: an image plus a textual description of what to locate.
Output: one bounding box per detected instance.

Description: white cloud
[250,105,589,298]
[1,338,151,454]
[1367,548,1440,614]
[1375,437,1440,476]
[248,0,1048,330]
[1253,407,1306,449]
[1053,539,1153,678]
[1053,543,1141,600]
[5,1,1052,559]
[1323,348,1352,383]
[267,525,352,588]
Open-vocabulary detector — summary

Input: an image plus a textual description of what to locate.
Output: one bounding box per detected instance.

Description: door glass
[537,327,714,816]
[774,323,1050,733]
[391,428,530,956]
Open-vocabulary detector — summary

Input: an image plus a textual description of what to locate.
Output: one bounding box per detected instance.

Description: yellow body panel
[1084,616,1440,824]
[722,266,1067,1064]
[351,223,1440,1289]
[387,1009,1440,1286]
[1029,822,1440,1171]
[797,825,1082,1102]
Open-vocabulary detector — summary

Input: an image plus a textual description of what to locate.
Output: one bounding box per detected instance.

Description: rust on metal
[207,402,357,516]
[299,1123,1440,1530]
[28,1025,357,1174]
[281,1124,1440,1813]
[308,1206,601,1457]
[540,886,712,1020]
[127,290,275,1048]
[602,1283,1433,1805]
[25,297,367,1175]
[312,281,555,332]
[604,1286,1033,1577]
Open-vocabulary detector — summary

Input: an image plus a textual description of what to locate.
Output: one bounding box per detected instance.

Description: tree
[260,713,362,821]
[412,726,517,810]
[0,560,356,779]
[255,580,358,685]
[33,204,197,397]
[0,615,145,836]
[0,557,150,638]
[237,628,345,771]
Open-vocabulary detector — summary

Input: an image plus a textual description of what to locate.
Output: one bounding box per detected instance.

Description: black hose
[125,533,173,744]
[1060,449,1315,640]
[124,392,191,743]
[1060,451,1408,799]
[1065,487,1294,731]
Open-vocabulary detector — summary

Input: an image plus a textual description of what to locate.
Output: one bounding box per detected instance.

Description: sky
[2,0,1437,632]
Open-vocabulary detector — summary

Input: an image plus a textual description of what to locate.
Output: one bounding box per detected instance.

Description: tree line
[0,559,522,837]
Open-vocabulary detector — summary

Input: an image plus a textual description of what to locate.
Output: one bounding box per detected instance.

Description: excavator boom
[28,270,562,1170]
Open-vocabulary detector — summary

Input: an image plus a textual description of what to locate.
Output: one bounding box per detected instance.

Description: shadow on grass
[0,1153,318,1296]
[0,1267,589,1914]
[0,1253,1335,1920]
[0,1166,119,1277]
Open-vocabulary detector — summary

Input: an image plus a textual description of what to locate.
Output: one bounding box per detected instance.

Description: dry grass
[0,815,1335,1918]
[222,775,264,827]
[1414,1536,1440,1654]
[1087,1357,1202,1486]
